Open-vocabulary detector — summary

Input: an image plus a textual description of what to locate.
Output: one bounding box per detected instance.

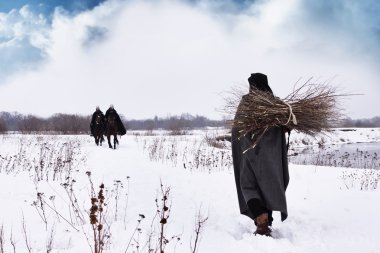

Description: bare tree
[0,118,7,133]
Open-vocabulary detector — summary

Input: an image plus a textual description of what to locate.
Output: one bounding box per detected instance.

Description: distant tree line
[0,112,227,134]
[0,112,91,134]
[1,111,379,134]
[340,117,380,128]
[126,114,225,131]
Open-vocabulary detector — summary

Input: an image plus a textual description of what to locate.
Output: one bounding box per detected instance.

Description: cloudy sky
[0,0,379,119]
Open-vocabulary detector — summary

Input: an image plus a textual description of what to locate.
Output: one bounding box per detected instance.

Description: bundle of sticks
[225,80,346,147]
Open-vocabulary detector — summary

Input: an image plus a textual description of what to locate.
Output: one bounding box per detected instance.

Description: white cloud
[0,0,379,119]
[0,5,49,80]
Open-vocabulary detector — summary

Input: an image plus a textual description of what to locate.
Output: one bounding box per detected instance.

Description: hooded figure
[105,105,127,135]
[231,73,289,236]
[90,106,105,136]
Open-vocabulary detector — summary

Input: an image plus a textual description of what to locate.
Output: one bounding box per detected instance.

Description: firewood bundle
[225,81,346,147]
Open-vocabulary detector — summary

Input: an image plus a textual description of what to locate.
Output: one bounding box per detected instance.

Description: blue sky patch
[0,0,107,14]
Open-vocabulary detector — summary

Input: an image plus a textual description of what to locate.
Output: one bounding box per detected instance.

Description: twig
[21,213,32,253]
[190,209,208,253]
[46,224,55,253]
[0,224,4,253]
[159,182,171,253]
[124,214,145,253]
[10,228,16,253]
[123,176,130,230]
[39,197,79,232]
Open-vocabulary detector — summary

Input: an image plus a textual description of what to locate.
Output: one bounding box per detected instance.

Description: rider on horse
[90,106,105,136]
[105,105,126,135]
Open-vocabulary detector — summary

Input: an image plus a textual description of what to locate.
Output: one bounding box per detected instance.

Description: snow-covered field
[289,128,380,148]
[0,128,379,253]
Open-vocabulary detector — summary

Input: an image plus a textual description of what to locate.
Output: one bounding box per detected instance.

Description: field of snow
[0,128,379,253]
[289,127,380,148]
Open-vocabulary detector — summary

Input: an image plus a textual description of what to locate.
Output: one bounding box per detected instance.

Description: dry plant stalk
[158,183,171,253]
[86,171,111,253]
[0,224,4,253]
[225,80,346,149]
[10,229,16,253]
[124,214,145,253]
[46,225,55,253]
[21,214,32,253]
[89,183,107,253]
[190,210,208,253]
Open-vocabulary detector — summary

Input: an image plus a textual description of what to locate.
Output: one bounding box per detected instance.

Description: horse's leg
[95,136,99,145]
[107,134,112,148]
[114,134,118,149]
[100,135,103,146]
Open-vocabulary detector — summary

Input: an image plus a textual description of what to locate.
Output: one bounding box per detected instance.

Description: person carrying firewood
[231,73,290,236]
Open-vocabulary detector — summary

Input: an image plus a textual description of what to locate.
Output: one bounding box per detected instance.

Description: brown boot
[254,213,272,236]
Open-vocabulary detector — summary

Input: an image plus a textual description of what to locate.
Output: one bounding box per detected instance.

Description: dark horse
[93,114,105,146]
[105,113,119,149]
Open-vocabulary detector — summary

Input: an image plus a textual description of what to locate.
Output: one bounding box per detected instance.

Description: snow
[289,128,380,148]
[0,129,380,252]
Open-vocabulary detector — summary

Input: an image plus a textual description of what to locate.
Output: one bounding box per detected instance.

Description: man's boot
[254,212,271,236]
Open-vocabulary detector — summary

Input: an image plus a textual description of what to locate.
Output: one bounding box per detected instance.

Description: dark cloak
[231,73,289,221]
[90,110,105,135]
[105,108,127,135]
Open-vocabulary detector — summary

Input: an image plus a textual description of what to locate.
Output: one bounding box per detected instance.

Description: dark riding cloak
[231,73,289,221]
[90,109,105,135]
[105,108,127,135]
